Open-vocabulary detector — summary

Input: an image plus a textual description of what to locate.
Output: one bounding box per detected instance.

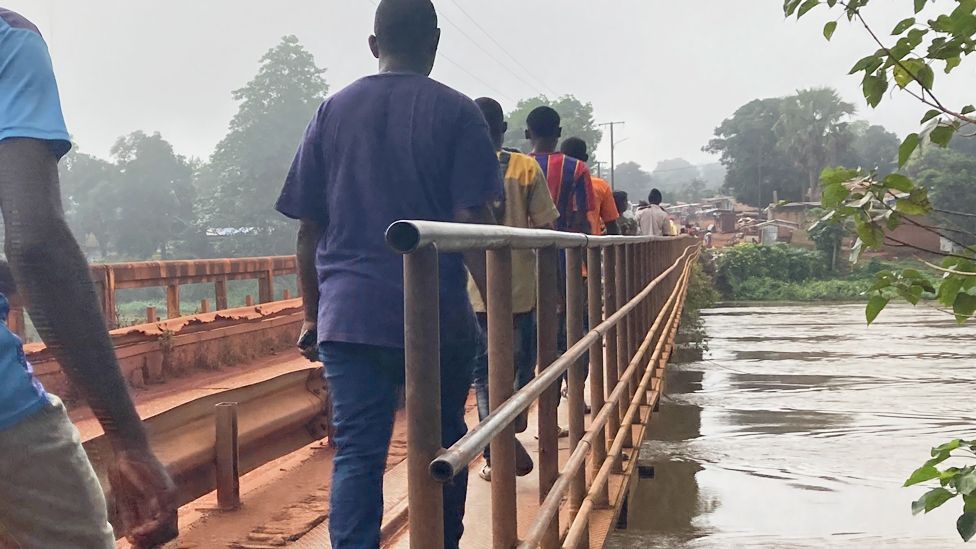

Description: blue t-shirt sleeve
[448,100,503,212]
[0,24,71,158]
[275,103,329,225]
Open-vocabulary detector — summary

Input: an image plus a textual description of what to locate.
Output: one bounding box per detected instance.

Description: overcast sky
[7,0,975,172]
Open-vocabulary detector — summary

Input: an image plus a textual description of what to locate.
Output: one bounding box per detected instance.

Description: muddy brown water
[607,303,976,548]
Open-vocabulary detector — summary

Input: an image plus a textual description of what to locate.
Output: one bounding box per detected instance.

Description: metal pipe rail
[387,220,699,549]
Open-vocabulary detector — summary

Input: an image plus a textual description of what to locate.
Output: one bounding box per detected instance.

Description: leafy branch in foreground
[904,440,976,542]
[787,0,976,539]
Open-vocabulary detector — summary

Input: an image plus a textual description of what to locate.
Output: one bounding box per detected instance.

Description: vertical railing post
[200,298,210,314]
[623,245,636,449]
[258,269,274,304]
[404,245,444,549]
[603,246,620,458]
[536,247,560,549]
[215,280,229,311]
[146,306,157,324]
[215,402,240,511]
[587,247,609,508]
[487,249,517,549]
[565,247,587,543]
[613,244,630,464]
[166,284,181,319]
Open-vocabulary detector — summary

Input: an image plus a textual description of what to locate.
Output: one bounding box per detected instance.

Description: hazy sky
[7,1,975,172]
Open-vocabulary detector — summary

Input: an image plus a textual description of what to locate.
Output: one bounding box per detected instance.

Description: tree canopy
[503,95,602,155]
[199,35,328,256]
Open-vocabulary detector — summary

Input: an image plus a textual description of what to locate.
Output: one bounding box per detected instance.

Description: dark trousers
[471,311,536,460]
[319,340,476,549]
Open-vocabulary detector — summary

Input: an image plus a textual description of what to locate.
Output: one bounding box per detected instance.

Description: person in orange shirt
[560,137,620,235]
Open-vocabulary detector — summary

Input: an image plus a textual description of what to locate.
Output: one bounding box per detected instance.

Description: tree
[789,0,976,538]
[705,97,806,206]
[612,161,654,202]
[200,35,328,256]
[503,95,602,155]
[59,149,120,259]
[649,158,698,194]
[850,123,900,177]
[910,148,976,247]
[775,87,856,199]
[111,131,196,259]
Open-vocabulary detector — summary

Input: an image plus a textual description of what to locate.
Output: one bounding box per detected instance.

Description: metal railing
[386,220,700,549]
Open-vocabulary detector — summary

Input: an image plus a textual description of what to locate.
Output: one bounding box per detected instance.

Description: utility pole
[592,161,604,178]
[598,121,626,191]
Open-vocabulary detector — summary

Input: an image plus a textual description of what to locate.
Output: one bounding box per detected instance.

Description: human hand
[298,321,319,362]
[108,447,178,548]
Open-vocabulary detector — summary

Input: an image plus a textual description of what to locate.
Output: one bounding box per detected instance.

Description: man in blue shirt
[275,1,501,547]
[0,7,177,548]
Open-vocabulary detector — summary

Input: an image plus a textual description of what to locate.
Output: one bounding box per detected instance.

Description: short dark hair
[374,0,438,56]
[613,190,629,213]
[648,188,663,205]
[526,106,560,139]
[559,137,589,162]
[475,97,505,135]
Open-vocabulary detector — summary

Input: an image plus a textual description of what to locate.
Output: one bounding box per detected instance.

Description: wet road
[608,303,976,548]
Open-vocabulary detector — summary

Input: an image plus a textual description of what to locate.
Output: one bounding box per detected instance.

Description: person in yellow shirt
[469,97,559,481]
[559,137,620,235]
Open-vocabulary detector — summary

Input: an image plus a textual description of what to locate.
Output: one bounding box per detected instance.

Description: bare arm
[455,205,496,300]
[0,139,146,448]
[295,219,324,360]
[0,138,176,546]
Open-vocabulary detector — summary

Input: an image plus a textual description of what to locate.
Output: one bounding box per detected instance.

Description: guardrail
[386,220,699,549]
[8,256,298,338]
[82,367,330,533]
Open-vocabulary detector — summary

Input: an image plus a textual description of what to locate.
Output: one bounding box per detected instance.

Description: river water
[607,303,976,548]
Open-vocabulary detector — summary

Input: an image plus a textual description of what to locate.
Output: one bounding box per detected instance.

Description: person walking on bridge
[526,107,594,235]
[274,1,501,547]
[0,7,177,548]
[559,137,620,236]
[469,97,559,482]
[637,188,675,237]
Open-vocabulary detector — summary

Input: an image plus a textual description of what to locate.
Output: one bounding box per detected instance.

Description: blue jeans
[319,339,476,549]
[471,311,536,460]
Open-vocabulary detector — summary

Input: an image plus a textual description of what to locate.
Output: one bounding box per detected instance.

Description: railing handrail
[386,220,673,254]
[429,243,697,482]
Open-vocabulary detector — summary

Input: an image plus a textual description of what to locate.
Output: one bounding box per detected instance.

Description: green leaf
[899,133,920,166]
[823,20,838,40]
[965,494,976,513]
[954,293,976,321]
[784,0,802,16]
[957,471,976,496]
[905,464,941,487]
[797,0,820,17]
[896,198,929,216]
[912,487,955,515]
[866,294,889,324]
[958,513,976,542]
[917,64,935,89]
[822,183,850,207]
[914,0,927,13]
[892,17,916,35]
[963,105,976,115]
[930,125,955,147]
[850,54,881,74]
[946,56,962,73]
[920,109,942,124]
[863,74,888,108]
[939,276,964,307]
[934,440,963,455]
[884,173,914,192]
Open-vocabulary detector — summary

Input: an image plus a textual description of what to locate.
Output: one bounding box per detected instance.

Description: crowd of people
[0,1,681,548]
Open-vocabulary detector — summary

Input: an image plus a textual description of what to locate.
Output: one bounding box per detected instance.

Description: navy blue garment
[275,73,502,349]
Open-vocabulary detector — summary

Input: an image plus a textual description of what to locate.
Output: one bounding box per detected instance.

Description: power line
[435,5,544,98]
[445,0,558,98]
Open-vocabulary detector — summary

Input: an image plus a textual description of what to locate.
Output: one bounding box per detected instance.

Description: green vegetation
[674,259,719,362]
[789,0,976,539]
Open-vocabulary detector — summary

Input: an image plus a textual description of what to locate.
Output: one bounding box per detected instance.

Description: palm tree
[775,88,856,200]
